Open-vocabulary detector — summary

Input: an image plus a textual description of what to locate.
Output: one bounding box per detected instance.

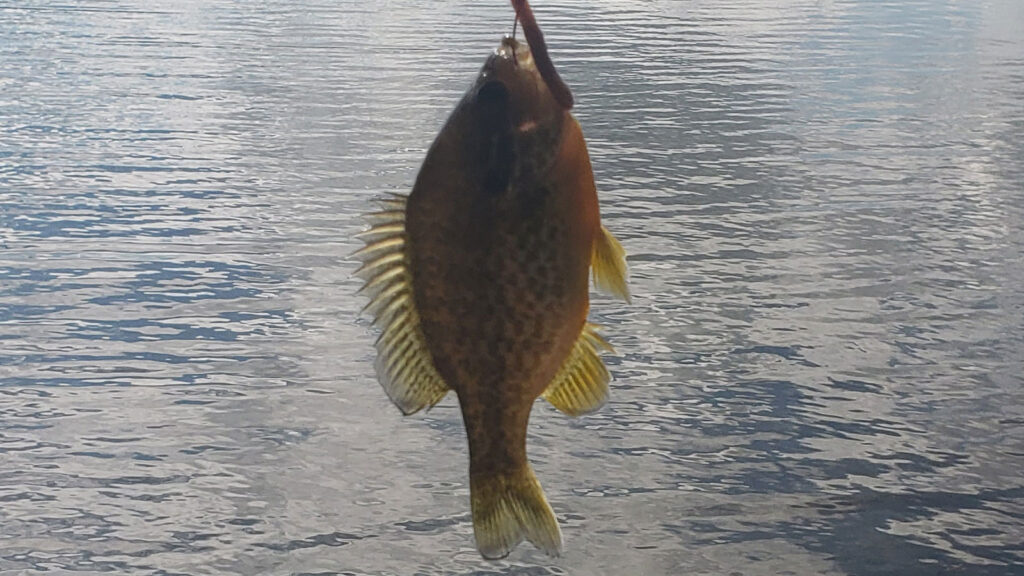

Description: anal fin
[592,225,630,303]
[542,323,614,417]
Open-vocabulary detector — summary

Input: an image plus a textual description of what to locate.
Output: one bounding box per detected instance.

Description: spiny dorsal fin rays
[364,209,406,225]
[351,236,404,261]
[357,266,404,301]
[592,225,630,303]
[355,222,404,242]
[354,252,405,281]
[542,323,614,417]
[353,195,449,415]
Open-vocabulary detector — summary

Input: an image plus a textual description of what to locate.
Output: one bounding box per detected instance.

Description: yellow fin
[471,465,562,559]
[354,195,449,415]
[592,225,630,303]
[542,323,614,417]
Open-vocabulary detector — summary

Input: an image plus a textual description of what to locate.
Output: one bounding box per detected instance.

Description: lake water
[2,1,1023,574]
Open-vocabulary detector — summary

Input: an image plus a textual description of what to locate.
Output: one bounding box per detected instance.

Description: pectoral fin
[542,323,614,417]
[354,195,449,415]
[592,225,630,303]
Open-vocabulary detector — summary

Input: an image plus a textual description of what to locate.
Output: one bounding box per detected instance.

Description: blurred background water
[2,0,1023,574]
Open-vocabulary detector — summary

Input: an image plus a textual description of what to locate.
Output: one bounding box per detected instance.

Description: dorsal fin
[354,195,449,415]
[541,323,614,417]
[592,225,630,303]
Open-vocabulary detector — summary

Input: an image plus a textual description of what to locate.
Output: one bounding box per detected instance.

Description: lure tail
[510,0,574,109]
[470,465,563,559]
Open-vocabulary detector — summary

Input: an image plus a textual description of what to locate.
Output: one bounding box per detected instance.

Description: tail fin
[470,466,562,559]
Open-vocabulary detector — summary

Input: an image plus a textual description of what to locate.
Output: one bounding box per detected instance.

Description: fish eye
[476,80,509,105]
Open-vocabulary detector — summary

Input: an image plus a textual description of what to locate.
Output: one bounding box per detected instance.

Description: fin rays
[355,195,449,415]
[471,467,562,559]
[592,225,630,303]
[542,323,613,417]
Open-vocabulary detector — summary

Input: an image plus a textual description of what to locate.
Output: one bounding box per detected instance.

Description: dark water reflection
[2,0,1023,574]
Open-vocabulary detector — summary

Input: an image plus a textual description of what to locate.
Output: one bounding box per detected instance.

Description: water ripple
[2,0,1023,574]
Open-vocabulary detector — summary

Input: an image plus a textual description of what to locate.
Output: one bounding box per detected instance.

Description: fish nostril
[477,80,509,105]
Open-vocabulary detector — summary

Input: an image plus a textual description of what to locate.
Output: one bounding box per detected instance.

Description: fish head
[474,35,568,140]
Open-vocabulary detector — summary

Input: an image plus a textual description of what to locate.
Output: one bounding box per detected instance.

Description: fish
[354,0,629,559]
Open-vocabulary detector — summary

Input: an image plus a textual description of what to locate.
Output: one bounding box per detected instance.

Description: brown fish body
[409,38,599,451]
[355,4,629,559]
[406,40,600,556]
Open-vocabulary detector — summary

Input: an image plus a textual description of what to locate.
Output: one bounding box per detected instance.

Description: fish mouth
[481,1,573,110]
[496,35,531,68]
[480,35,532,92]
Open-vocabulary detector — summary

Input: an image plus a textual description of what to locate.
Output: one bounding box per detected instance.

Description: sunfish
[355,0,629,558]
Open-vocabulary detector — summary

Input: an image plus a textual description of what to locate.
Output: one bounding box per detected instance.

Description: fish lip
[500,34,521,52]
[490,35,528,68]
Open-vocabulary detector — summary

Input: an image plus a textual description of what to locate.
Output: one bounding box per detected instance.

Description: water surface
[1,1,1023,574]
